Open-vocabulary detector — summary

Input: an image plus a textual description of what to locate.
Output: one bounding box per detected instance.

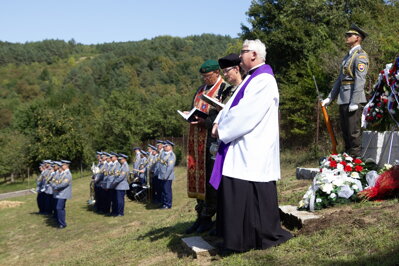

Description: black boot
[185,218,201,234]
[196,217,214,233]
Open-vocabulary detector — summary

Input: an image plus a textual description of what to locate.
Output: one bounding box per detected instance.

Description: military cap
[133,147,140,151]
[218,53,241,69]
[346,24,368,39]
[102,152,110,157]
[43,160,51,164]
[96,151,103,155]
[199,59,219,73]
[54,161,62,167]
[156,140,165,145]
[140,150,148,156]
[118,153,128,159]
[61,160,71,164]
[164,140,175,146]
[148,144,157,150]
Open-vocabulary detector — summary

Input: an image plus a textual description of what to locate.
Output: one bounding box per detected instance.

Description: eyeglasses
[222,67,235,74]
[240,49,253,54]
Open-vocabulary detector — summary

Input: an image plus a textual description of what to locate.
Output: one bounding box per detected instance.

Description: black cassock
[217,176,292,252]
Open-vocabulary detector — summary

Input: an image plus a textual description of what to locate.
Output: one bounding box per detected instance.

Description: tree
[241,0,399,146]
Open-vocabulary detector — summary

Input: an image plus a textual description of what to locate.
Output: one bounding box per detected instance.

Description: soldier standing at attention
[322,24,369,157]
[111,154,130,216]
[158,140,176,209]
[36,162,47,214]
[53,160,72,229]
[109,152,121,216]
[152,140,164,204]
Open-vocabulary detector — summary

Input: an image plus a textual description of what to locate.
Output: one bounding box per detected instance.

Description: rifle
[313,76,338,154]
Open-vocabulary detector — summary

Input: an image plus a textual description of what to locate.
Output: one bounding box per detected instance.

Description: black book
[177,108,208,122]
[200,94,225,109]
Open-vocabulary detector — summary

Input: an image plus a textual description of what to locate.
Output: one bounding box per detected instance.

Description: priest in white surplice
[210,39,292,253]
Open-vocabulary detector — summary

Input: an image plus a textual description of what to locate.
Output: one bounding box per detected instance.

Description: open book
[177,108,208,122]
[200,94,225,109]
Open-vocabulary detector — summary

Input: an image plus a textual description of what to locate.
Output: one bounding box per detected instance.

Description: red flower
[330,161,337,168]
[340,161,347,166]
[377,114,383,118]
[344,165,353,172]
[354,165,363,172]
[353,158,362,164]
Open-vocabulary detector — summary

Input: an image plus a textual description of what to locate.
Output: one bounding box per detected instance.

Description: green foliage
[242,0,399,145]
[0,34,234,178]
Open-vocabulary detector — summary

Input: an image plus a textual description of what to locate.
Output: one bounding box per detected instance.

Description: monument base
[362,131,399,166]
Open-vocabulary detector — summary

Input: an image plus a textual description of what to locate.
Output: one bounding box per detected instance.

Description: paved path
[0,189,35,200]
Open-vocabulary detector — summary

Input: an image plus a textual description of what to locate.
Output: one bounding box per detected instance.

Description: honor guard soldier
[50,161,62,218]
[158,140,176,209]
[109,152,121,216]
[133,147,141,175]
[322,24,369,157]
[152,140,164,203]
[137,150,148,185]
[40,160,53,214]
[96,152,109,214]
[100,152,113,214]
[147,144,157,201]
[110,154,130,216]
[52,160,72,229]
[89,151,102,205]
[36,162,47,214]
[43,161,56,215]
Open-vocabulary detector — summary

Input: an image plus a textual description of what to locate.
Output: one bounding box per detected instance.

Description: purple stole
[209,64,274,190]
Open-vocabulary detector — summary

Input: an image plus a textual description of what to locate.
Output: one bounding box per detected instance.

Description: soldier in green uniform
[322,24,369,157]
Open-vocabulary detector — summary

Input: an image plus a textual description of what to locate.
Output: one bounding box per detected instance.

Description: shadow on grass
[136,221,197,258]
[330,245,399,266]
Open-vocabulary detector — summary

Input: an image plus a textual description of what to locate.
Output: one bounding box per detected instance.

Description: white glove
[321,98,331,106]
[348,104,359,112]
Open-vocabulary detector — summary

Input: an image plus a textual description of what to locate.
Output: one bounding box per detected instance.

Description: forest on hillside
[0,0,398,179]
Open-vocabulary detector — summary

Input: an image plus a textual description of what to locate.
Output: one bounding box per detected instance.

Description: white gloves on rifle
[321,98,331,107]
[348,104,359,112]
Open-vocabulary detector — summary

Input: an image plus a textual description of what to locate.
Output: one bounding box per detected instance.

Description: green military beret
[199,59,219,73]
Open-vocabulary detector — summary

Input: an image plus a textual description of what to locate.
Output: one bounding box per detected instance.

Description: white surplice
[214,66,280,182]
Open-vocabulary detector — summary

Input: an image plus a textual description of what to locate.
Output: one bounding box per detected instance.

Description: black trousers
[217,176,292,252]
[37,192,46,213]
[339,104,363,157]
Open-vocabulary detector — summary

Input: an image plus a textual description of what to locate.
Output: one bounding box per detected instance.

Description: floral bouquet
[299,153,368,211]
[362,57,399,130]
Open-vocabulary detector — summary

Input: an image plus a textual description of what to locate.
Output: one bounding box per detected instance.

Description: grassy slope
[0,160,398,265]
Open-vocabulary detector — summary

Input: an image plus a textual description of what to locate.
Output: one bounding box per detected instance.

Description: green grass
[0,157,398,265]
[0,179,34,194]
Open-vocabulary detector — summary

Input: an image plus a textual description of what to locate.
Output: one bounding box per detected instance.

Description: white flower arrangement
[299,153,368,211]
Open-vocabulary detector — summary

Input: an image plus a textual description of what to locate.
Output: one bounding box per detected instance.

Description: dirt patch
[297,202,399,235]
[0,200,24,209]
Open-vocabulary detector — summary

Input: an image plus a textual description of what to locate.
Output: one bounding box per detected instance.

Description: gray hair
[243,39,267,62]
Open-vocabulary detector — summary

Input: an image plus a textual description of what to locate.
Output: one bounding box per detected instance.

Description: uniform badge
[202,104,207,110]
[358,63,366,72]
